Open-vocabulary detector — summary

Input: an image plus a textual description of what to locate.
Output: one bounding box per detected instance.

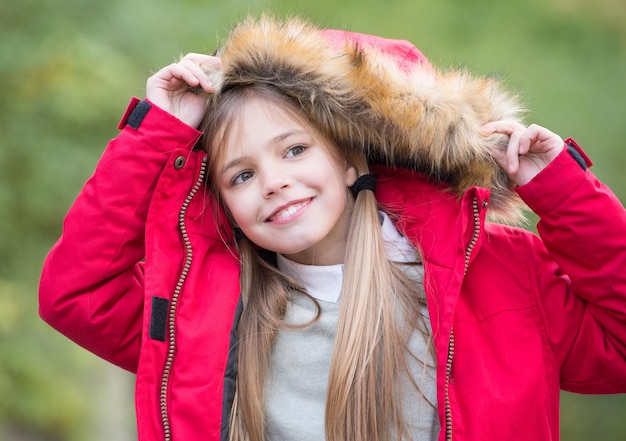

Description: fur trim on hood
[206,15,527,223]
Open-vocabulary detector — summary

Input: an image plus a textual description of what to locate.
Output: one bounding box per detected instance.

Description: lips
[266,199,312,222]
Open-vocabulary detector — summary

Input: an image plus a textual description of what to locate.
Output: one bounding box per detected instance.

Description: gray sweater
[265,214,439,440]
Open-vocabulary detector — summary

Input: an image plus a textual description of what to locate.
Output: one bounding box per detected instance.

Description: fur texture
[207,15,527,222]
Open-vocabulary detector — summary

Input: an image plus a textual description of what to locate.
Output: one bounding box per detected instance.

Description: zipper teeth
[445,196,480,441]
[464,198,481,276]
[160,156,208,441]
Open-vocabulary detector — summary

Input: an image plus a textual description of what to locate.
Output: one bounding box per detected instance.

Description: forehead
[221,96,323,156]
[232,96,305,133]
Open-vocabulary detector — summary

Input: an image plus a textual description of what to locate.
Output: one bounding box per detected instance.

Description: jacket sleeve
[39,98,202,373]
[517,139,626,393]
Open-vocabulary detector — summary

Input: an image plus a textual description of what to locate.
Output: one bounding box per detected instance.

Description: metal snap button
[174,156,186,169]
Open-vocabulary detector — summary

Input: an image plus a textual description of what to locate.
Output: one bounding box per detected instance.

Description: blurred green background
[1,0,625,439]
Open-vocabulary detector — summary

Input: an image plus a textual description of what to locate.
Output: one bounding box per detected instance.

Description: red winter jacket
[39,97,626,441]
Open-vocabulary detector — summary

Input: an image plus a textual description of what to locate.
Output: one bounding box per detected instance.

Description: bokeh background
[1,0,625,439]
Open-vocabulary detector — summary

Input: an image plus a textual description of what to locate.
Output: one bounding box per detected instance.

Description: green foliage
[0,278,93,440]
[1,0,625,439]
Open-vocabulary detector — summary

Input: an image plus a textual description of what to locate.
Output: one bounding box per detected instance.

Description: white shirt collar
[276,212,418,303]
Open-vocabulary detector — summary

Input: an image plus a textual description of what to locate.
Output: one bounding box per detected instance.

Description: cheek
[220,191,251,228]
[320,173,351,216]
[326,164,353,201]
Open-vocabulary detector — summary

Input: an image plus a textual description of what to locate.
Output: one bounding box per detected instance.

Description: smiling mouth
[267,199,311,222]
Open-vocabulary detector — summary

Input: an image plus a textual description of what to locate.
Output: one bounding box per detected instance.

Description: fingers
[178,53,222,91]
[483,121,563,155]
[145,53,222,126]
[481,120,525,136]
[180,52,221,68]
[482,120,526,173]
[505,127,522,174]
[482,121,565,185]
[179,53,221,88]
[149,53,221,94]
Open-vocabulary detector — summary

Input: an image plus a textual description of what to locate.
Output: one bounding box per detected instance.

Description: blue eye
[285,145,306,158]
[232,170,254,185]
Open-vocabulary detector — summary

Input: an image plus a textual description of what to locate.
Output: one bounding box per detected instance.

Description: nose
[261,169,291,198]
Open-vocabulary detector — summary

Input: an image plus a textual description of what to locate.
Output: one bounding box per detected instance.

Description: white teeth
[272,202,305,220]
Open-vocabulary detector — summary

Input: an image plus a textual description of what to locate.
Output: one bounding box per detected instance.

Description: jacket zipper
[160,156,208,441]
[445,196,481,441]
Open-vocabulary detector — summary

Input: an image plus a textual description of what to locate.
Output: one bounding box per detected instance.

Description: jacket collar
[373,164,490,338]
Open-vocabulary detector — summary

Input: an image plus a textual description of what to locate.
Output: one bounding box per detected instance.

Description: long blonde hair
[202,83,432,441]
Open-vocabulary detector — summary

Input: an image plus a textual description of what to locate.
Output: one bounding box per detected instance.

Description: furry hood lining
[205,16,527,223]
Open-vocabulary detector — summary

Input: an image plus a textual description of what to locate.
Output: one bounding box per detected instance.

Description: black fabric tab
[567,142,588,170]
[149,296,169,341]
[127,100,152,130]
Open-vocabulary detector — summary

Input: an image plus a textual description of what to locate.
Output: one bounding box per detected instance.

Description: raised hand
[146,53,220,128]
[482,121,565,186]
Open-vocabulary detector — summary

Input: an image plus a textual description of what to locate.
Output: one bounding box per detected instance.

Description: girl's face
[216,97,357,265]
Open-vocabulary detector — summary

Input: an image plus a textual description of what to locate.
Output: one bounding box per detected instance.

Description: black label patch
[149,296,169,341]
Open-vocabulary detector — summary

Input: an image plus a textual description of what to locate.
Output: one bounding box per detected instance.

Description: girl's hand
[146,53,221,128]
[482,121,565,186]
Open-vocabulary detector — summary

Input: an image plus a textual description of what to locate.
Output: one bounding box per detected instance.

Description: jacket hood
[206,15,526,223]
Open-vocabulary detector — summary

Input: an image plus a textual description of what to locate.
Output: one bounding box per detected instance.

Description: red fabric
[39,98,626,441]
[320,28,432,72]
[39,33,626,441]
[39,100,242,440]
[373,151,626,439]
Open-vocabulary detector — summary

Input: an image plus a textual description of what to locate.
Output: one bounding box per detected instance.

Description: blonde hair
[202,84,432,441]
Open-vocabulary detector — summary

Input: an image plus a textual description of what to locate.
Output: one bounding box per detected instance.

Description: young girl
[39,16,626,441]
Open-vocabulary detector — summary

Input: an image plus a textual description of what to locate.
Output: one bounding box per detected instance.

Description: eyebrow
[219,129,308,175]
[273,130,304,143]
